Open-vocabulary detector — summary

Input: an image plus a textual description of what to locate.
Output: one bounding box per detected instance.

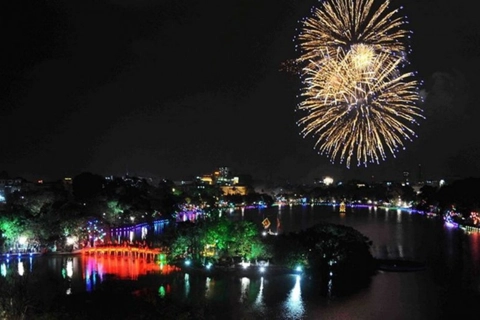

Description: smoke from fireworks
[295,0,424,168]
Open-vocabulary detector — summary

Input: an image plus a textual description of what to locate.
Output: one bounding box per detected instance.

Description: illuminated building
[63,177,73,191]
[221,185,247,196]
[197,167,248,195]
[198,167,240,186]
[0,173,23,203]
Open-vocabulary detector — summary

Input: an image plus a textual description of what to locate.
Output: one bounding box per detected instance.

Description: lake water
[2,205,479,319]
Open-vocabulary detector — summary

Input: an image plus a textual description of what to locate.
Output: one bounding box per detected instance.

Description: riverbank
[175,263,299,277]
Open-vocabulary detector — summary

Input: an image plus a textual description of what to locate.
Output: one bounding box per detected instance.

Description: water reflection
[64,258,74,295]
[468,233,480,292]
[4,206,480,319]
[1,262,6,277]
[283,275,304,319]
[240,277,250,303]
[254,276,264,307]
[159,285,166,298]
[398,245,404,258]
[184,273,190,298]
[66,259,73,278]
[0,257,35,277]
[82,255,166,284]
[17,259,24,276]
[205,276,213,298]
[84,258,103,292]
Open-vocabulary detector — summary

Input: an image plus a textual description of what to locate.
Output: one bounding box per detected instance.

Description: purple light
[445,221,458,229]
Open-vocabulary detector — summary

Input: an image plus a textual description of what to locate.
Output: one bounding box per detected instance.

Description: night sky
[1,0,479,184]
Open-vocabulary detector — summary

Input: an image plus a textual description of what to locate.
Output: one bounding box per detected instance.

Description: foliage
[72,172,105,202]
[0,216,24,242]
[273,222,375,279]
[0,214,34,252]
[271,233,309,268]
[227,220,260,259]
[170,234,192,258]
[168,215,270,263]
[202,215,230,252]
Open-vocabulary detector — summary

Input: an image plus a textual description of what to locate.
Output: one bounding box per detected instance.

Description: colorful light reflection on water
[0,256,33,278]
[285,275,305,318]
[0,253,180,295]
[4,205,480,319]
[82,255,180,291]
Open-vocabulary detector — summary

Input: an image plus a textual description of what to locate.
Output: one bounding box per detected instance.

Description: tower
[417,164,422,184]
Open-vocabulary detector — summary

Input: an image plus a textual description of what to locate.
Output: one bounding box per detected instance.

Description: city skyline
[1,0,479,184]
[0,163,450,187]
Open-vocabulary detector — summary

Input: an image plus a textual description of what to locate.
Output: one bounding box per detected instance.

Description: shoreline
[175,264,299,277]
[1,252,426,274]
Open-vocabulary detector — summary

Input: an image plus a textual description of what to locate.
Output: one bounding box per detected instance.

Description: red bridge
[78,244,162,261]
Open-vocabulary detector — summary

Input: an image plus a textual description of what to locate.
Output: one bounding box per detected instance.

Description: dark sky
[1,0,479,184]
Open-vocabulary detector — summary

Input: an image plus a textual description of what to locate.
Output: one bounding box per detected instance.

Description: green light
[158,285,166,298]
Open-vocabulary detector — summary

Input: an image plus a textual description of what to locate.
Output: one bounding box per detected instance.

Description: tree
[0,215,31,252]
[202,215,231,256]
[170,235,191,258]
[228,220,259,259]
[72,172,105,202]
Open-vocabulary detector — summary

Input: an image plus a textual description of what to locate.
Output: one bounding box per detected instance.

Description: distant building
[198,175,214,185]
[424,180,441,188]
[221,185,247,196]
[198,167,240,186]
[0,175,23,203]
[196,167,249,195]
[63,177,73,191]
[219,167,229,179]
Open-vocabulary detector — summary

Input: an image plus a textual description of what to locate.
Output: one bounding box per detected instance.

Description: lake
[2,205,479,319]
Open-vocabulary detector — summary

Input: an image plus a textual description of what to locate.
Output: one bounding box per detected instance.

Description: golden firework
[297,0,409,69]
[297,49,424,168]
[295,0,423,167]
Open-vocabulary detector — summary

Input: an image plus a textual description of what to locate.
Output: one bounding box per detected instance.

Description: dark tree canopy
[72,172,105,201]
[272,222,375,295]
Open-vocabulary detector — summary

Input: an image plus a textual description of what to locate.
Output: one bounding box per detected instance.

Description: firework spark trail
[297,50,423,168]
[297,0,410,69]
[295,0,424,168]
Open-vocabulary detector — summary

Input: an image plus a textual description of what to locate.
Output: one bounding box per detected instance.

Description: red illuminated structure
[79,244,161,261]
[78,245,180,291]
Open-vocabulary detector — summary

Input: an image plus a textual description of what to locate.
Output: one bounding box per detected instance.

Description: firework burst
[298,48,424,168]
[295,0,423,168]
[297,0,410,69]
